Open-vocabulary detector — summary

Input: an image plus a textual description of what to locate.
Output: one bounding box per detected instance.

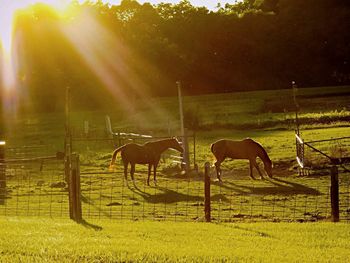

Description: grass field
[0,218,350,262]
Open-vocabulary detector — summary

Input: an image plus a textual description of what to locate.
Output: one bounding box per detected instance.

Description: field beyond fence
[0,86,349,223]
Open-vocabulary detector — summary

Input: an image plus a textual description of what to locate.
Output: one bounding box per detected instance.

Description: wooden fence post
[69,153,82,222]
[330,165,339,222]
[204,162,211,222]
[0,141,5,205]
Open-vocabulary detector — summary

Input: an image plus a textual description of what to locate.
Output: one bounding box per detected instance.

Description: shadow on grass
[128,184,203,204]
[220,224,272,238]
[79,219,103,231]
[213,177,321,196]
[81,194,112,218]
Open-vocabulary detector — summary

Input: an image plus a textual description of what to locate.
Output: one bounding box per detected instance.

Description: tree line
[2,0,350,111]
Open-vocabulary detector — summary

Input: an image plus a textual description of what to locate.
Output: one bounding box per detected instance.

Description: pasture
[1,86,349,223]
[0,86,349,262]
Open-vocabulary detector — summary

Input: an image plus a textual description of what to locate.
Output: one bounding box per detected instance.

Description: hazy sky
[102,1,240,10]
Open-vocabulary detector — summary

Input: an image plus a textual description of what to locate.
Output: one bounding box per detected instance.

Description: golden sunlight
[0,0,70,55]
[0,0,71,115]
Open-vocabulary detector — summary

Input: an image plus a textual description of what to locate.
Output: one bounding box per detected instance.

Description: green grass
[0,218,349,262]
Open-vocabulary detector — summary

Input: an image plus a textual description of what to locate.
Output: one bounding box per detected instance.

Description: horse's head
[170,137,184,153]
[264,160,273,178]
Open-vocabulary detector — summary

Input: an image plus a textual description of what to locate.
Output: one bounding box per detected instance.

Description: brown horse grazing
[109,138,183,185]
[211,138,273,181]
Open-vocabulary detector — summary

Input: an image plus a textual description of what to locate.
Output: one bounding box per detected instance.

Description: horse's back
[122,143,152,164]
[211,138,260,159]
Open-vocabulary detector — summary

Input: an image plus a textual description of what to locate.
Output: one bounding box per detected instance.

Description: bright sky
[103,0,239,10]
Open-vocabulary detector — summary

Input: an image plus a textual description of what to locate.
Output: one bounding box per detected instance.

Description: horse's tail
[109,145,126,169]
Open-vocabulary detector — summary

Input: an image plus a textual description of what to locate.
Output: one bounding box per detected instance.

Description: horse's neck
[149,140,172,154]
[257,145,270,164]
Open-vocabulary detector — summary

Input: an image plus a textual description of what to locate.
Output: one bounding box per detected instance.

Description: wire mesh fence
[0,147,68,218]
[78,168,350,222]
[0,144,349,222]
[80,172,204,221]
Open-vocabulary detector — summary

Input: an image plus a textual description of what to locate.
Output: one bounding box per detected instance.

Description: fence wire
[80,171,203,221]
[0,143,349,222]
[0,147,68,218]
[79,168,350,222]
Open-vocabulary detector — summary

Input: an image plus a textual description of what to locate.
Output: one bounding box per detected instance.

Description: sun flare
[0,0,71,55]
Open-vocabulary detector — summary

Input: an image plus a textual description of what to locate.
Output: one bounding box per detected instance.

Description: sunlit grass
[0,218,349,262]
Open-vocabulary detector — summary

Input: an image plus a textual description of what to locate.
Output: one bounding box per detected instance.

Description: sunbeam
[0,0,71,116]
[60,7,174,125]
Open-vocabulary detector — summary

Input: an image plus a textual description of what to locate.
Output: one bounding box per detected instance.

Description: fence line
[0,144,349,223]
[0,157,68,218]
[77,165,350,222]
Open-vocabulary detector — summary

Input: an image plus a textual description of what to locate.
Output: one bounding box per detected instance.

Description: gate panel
[0,158,68,218]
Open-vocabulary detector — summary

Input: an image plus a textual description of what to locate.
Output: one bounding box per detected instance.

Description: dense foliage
[1,0,350,111]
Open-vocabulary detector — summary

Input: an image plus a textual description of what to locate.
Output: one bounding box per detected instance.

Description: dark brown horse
[109,138,183,185]
[211,138,273,181]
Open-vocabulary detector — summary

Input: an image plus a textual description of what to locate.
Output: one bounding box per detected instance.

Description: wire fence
[0,146,68,218]
[0,144,349,222]
[78,168,350,222]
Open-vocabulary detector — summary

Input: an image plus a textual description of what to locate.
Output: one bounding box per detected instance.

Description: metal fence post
[182,129,190,172]
[69,153,82,222]
[204,162,211,222]
[330,165,339,222]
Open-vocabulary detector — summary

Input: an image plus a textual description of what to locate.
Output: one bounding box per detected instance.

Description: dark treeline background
[2,0,350,111]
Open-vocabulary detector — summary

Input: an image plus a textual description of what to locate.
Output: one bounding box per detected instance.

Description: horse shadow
[213,177,321,196]
[127,183,204,204]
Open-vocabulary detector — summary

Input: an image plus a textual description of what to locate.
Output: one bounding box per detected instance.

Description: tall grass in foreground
[0,218,349,262]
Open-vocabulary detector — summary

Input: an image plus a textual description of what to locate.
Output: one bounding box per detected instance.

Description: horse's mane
[254,141,271,163]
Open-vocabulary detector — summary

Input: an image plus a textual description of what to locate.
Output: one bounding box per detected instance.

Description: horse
[211,138,273,181]
[109,138,183,185]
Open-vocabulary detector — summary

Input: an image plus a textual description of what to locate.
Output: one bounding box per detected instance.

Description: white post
[105,115,113,138]
[177,81,189,171]
[177,81,185,137]
[84,121,89,137]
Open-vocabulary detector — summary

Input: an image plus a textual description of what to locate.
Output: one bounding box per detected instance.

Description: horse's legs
[249,160,256,180]
[147,164,151,186]
[123,162,128,181]
[252,159,264,179]
[130,163,135,181]
[153,164,158,185]
[214,159,223,181]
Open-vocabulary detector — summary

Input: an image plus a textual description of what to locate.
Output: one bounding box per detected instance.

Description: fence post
[204,162,211,222]
[193,132,197,172]
[330,165,339,222]
[65,87,72,183]
[0,141,5,205]
[69,153,82,222]
[105,115,113,138]
[182,129,190,172]
[84,121,89,138]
